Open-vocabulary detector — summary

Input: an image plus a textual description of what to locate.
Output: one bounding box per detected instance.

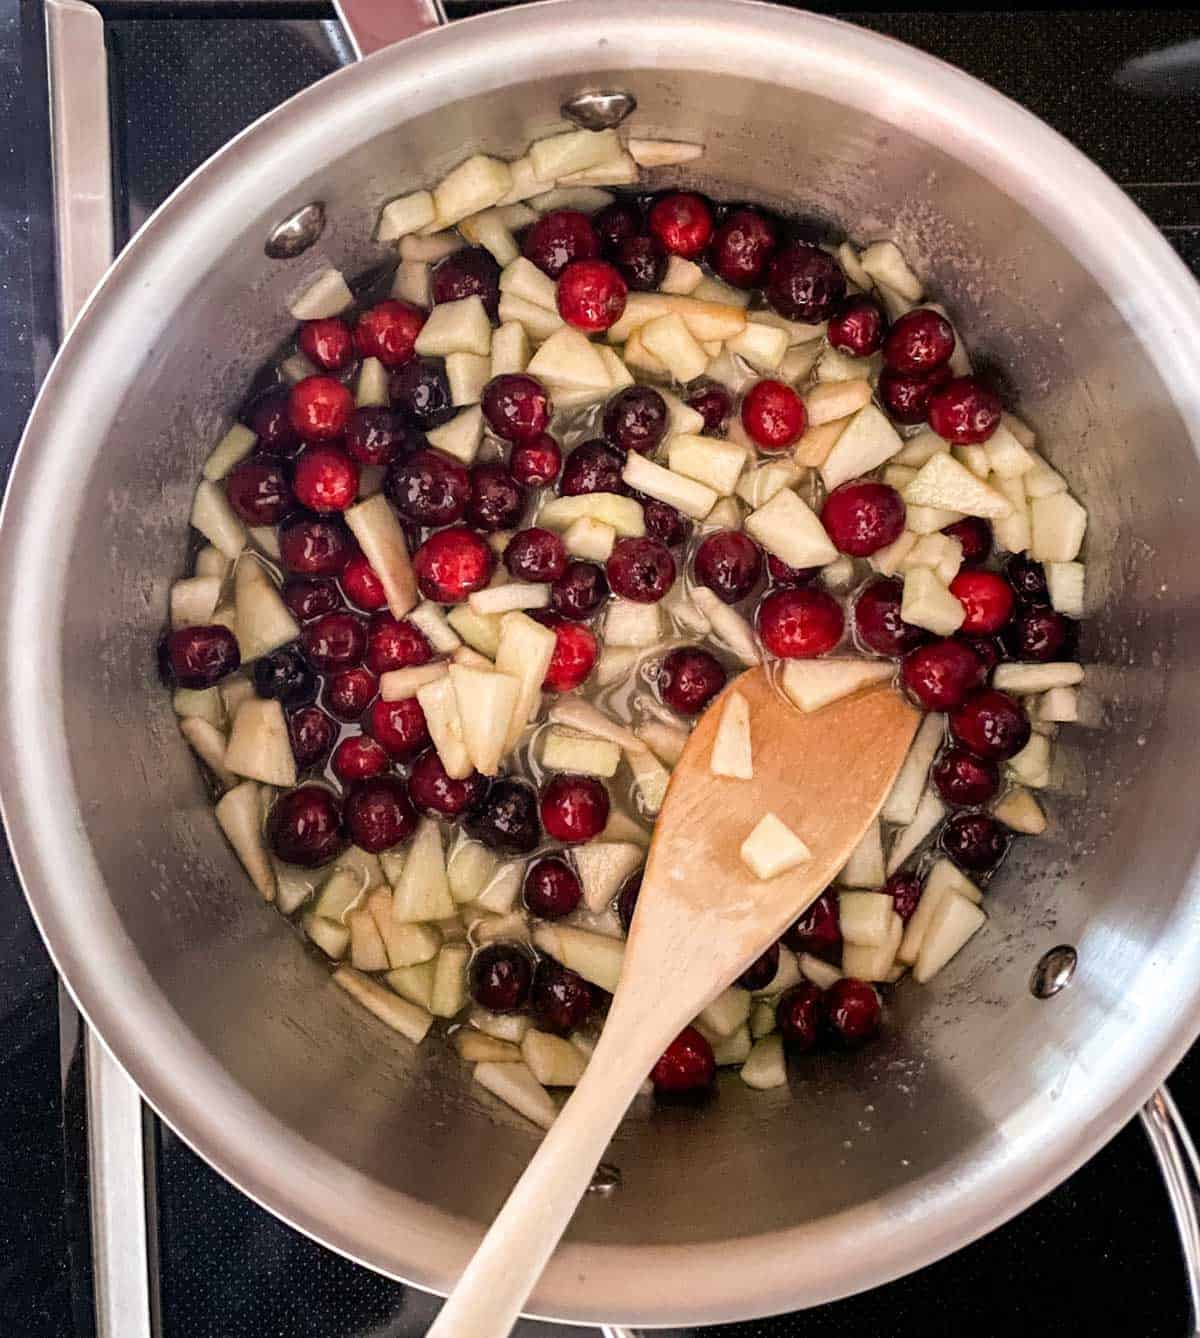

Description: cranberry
[766,241,846,322]
[616,872,641,931]
[279,518,354,576]
[559,440,625,496]
[364,613,433,675]
[757,588,844,659]
[963,636,1002,681]
[325,666,378,721]
[882,309,955,374]
[288,376,354,442]
[354,300,425,368]
[1003,554,1050,605]
[524,857,583,919]
[431,247,501,319]
[339,552,388,612]
[225,459,293,525]
[383,448,467,526]
[603,386,668,456]
[941,812,1008,873]
[481,374,552,444]
[292,445,359,513]
[470,943,533,1013]
[300,611,366,672]
[390,358,455,429]
[767,555,819,586]
[331,733,390,783]
[927,376,1002,444]
[738,942,780,991]
[693,529,763,603]
[606,537,676,603]
[647,192,714,259]
[612,234,668,291]
[827,296,886,357]
[593,201,642,253]
[950,570,1015,636]
[466,462,526,532]
[950,688,1030,761]
[282,576,342,622]
[932,745,1000,807]
[465,777,541,853]
[783,889,841,958]
[640,496,688,548]
[651,1027,716,1094]
[412,527,494,603]
[658,647,727,715]
[164,625,240,688]
[853,577,925,658]
[901,639,980,710]
[824,978,881,1047]
[505,527,566,583]
[523,209,599,278]
[686,380,733,434]
[885,871,924,924]
[539,614,598,692]
[540,774,610,844]
[556,259,627,333]
[298,317,353,373]
[878,365,952,425]
[1005,607,1076,662]
[943,516,992,567]
[821,481,906,557]
[252,644,317,705]
[776,982,823,1052]
[530,959,593,1034]
[509,434,561,488]
[741,379,806,452]
[364,695,430,759]
[343,775,417,852]
[407,749,487,818]
[268,785,345,867]
[343,406,409,467]
[287,705,337,771]
[705,206,777,288]
[243,385,300,457]
[551,561,608,620]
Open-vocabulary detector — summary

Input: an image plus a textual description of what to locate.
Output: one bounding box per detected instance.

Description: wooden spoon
[427,667,919,1338]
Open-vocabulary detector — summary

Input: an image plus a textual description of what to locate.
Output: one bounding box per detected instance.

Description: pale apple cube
[458,208,519,265]
[896,858,981,966]
[992,661,1084,694]
[304,915,350,961]
[499,255,558,311]
[489,320,531,379]
[529,127,622,179]
[288,266,353,320]
[839,891,895,947]
[982,421,1036,478]
[475,1060,557,1129]
[610,291,748,344]
[391,260,432,308]
[471,1007,530,1044]
[604,597,661,649]
[1030,493,1087,563]
[531,186,617,217]
[595,645,638,686]
[740,813,812,881]
[416,674,473,779]
[561,151,639,187]
[573,841,643,913]
[547,696,644,754]
[455,1031,521,1064]
[894,431,950,468]
[886,788,946,875]
[817,345,875,384]
[425,406,484,465]
[1023,455,1069,499]
[696,987,752,1039]
[653,388,701,438]
[347,906,389,973]
[446,603,502,657]
[376,189,436,241]
[799,952,843,990]
[901,566,965,636]
[621,328,667,377]
[1036,686,1078,723]
[860,241,922,301]
[903,452,1012,519]
[447,840,498,904]
[628,137,703,167]
[563,516,616,562]
[224,698,296,787]
[495,154,549,206]
[804,379,872,428]
[621,450,716,519]
[704,496,744,531]
[726,321,788,372]
[869,530,918,576]
[820,555,856,593]
[882,464,918,491]
[433,154,512,228]
[448,664,521,775]
[1007,733,1052,788]
[660,255,704,295]
[745,488,837,570]
[474,860,526,915]
[234,558,300,661]
[882,713,945,825]
[521,1029,587,1087]
[626,746,670,816]
[780,659,892,713]
[527,326,610,388]
[636,719,690,767]
[547,381,609,413]
[334,966,433,1043]
[691,587,760,666]
[533,924,624,993]
[541,728,621,777]
[709,689,753,779]
[398,231,463,263]
[664,580,711,635]
[739,1033,786,1090]
[202,423,257,482]
[792,417,849,468]
[191,479,247,559]
[173,684,224,728]
[994,785,1048,835]
[344,494,418,619]
[497,292,564,341]
[640,311,709,383]
[735,460,802,509]
[278,352,317,385]
[468,583,551,616]
[180,716,235,790]
[667,434,748,496]
[902,533,955,575]
[537,490,646,536]
[378,661,447,703]
[842,915,902,981]
[194,545,229,581]
[349,356,389,410]
[839,819,885,888]
[414,295,492,358]
[906,504,965,535]
[170,576,221,629]
[914,893,986,984]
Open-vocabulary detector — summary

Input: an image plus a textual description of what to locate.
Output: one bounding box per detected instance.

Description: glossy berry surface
[593,201,642,253]
[431,247,501,318]
[783,889,841,958]
[268,785,345,867]
[551,561,608,620]
[298,317,353,373]
[252,644,317,706]
[686,380,733,433]
[300,611,367,672]
[165,625,240,688]
[931,745,1000,807]
[407,749,487,818]
[767,555,819,586]
[878,365,952,425]
[827,296,886,357]
[612,234,667,291]
[481,374,552,443]
[292,445,359,513]
[1004,554,1050,604]
[282,576,342,623]
[693,529,763,603]
[243,385,300,456]
[364,613,432,675]
[606,537,676,603]
[651,1027,716,1094]
[853,577,925,658]
[343,775,417,852]
[647,192,714,259]
[559,440,624,496]
[540,774,610,845]
[354,300,425,367]
[324,666,378,721]
[1005,607,1076,661]
[523,858,583,920]
[776,982,824,1052]
[640,496,688,548]
[509,435,561,488]
[343,406,408,467]
[339,552,388,612]
[950,688,1030,761]
[539,615,598,693]
[470,944,533,1013]
[941,812,1008,873]
[331,734,390,783]
[412,527,494,603]
[757,587,844,659]
[824,978,881,1047]
[738,942,780,992]
[288,376,353,442]
[556,259,627,332]
[225,459,293,526]
[882,308,955,374]
[466,462,525,532]
[465,777,541,854]
[943,516,992,567]
[523,209,599,278]
[365,696,430,760]
[927,376,1002,444]
[287,705,337,771]
[821,481,906,557]
[901,638,981,710]
[603,385,668,456]
[765,241,846,322]
[950,570,1015,636]
[389,358,455,429]
[885,871,924,924]
[505,527,567,583]
[531,960,594,1034]
[707,207,778,288]
[385,448,469,526]
[658,647,727,715]
[741,379,806,452]
[279,518,354,576]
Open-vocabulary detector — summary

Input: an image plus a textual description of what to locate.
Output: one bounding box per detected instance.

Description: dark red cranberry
[243,385,300,457]
[556,259,627,333]
[300,611,366,671]
[354,300,425,368]
[943,516,992,567]
[523,209,599,278]
[268,785,345,867]
[279,518,355,576]
[509,434,561,488]
[1005,607,1076,662]
[412,527,494,604]
[343,406,409,467]
[524,857,583,919]
[606,233,662,291]
[364,695,430,759]
[950,570,1015,636]
[757,587,844,659]
[776,983,823,1052]
[481,374,552,443]
[364,613,433,675]
[927,376,1002,444]
[932,745,1000,807]
[389,358,454,429]
[288,376,354,442]
[325,666,378,721]
[292,445,359,513]
[331,733,390,783]
[640,496,688,548]
[885,871,924,924]
[766,241,846,322]
[767,555,819,586]
[741,379,806,452]
[882,308,955,374]
[950,688,1030,761]
[647,192,714,259]
[298,317,353,373]
[738,942,780,991]
[941,812,1008,873]
[505,527,567,583]
[686,380,733,434]
[606,537,676,603]
[651,1027,716,1094]
[603,386,668,456]
[384,448,469,526]
[466,462,526,532]
[225,459,293,525]
[658,647,727,715]
[901,639,981,710]
[551,561,608,620]
[694,529,764,603]
[559,440,625,496]
[165,625,240,688]
[344,774,417,853]
[470,944,534,1013]
[540,774,610,844]
[824,978,881,1047]
[616,872,641,931]
[530,959,593,1034]
[878,365,953,425]
[431,247,501,319]
[1003,554,1050,605]
[821,481,906,557]
[252,644,317,705]
[783,889,841,959]
[827,296,886,357]
[282,576,342,622]
[593,201,643,253]
[708,207,778,288]
[538,614,598,692]
[287,705,336,771]
[962,636,1002,681]
[339,552,388,612]
[407,749,487,818]
[465,777,541,854]
[854,577,925,658]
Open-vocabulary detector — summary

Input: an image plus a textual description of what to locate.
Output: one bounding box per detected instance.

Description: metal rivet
[560,91,637,132]
[588,1163,622,1195]
[1031,944,1078,999]
[265,202,326,259]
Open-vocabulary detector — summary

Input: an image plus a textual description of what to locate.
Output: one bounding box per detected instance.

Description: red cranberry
[827,296,886,357]
[539,614,598,693]
[603,386,668,456]
[282,576,342,622]
[878,365,952,425]
[540,774,610,844]
[389,358,455,429]
[776,982,823,1052]
[551,561,608,620]
[693,529,764,604]
[268,785,345,867]
[412,527,494,603]
[384,448,469,526]
[854,577,925,658]
[950,570,1015,636]
[738,942,780,991]
[298,317,353,373]
[331,734,390,783]
[252,644,317,705]
[510,435,561,488]
[471,943,534,1013]
[325,666,378,721]
[300,611,367,671]
[431,247,500,319]
[280,518,354,576]
[339,552,388,612]
[651,1027,716,1094]
[466,462,526,532]
[885,871,924,924]
[640,496,688,548]
[686,380,733,434]
[556,259,627,333]
[882,309,955,374]
[593,201,642,253]
[559,439,624,496]
[943,516,992,567]
[344,774,417,853]
[1003,554,1050,604]
[767,555,819,586]
[407,749,487,818]
[505,527,567,583]
[481,374,552,444]
[901,639,980,710]
[757,588,844,659]
[530,959,593,1034]
[343,406,409,467]
[524,857,583,919]
[292,445,359,513]
[354,300,425,368]
[288,376,354,442]
[647,192,714,259]
[606,537,676,603]
[927,376,1002,444]
[821,481,906,557]
[1005,607,1076,661]
[962,636,1002,681]
[658,647,727,715]
[616,872,641,931]
[287,705,337,771]
[783,888,841,958]
[364,695,430,759]
[950,688,1030,761]
[766,241,846,322]
[612,234,667,291]
[941,812,1008,873]
[165,625,240,688]
[824,978,881,1047]
[741,379,806,452]
[243,385,300,457]
[708,207,778,288]
[465,777,541,853]
[364,613,432,675]
[523,209,599,278]
[931,745,1000,807]
[225,459,293,525]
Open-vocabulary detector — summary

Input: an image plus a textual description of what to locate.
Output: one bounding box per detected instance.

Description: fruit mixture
[160,126,1089,1129]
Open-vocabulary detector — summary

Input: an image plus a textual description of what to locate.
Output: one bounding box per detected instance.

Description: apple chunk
[819,404,903,491]
[744,489,838,570]
[903,452,1012,519]
[780,659,892,713]
[234,557,299,661]
[494,611,557,752]
[344,495,418,619]
[541,729,621,778]
[740,813,811,880]
[710,690,753,779]
[223,698,296,787]
[215,781,276,901]
[914,893,986,983]
[333,966,433,1044]
[474,1060,557,1130]
[448,664,520,775]
[416,674,473,779]
[572,841,643,912]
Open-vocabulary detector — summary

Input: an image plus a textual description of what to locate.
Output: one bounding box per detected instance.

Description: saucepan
[5,0,1200,1328]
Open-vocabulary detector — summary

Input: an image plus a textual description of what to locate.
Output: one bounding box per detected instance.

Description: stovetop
[3,4,1200,1335]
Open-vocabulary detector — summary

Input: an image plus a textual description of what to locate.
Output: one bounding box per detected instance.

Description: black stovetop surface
[3,5,1200,1335]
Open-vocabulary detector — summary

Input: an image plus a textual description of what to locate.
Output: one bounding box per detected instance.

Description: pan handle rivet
[1031,944,1077,998]
[561,91,637,131]
[265,202,327,259]
[588,1163,622,1195]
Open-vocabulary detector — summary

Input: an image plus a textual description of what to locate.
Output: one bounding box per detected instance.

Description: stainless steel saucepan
[5,0,1200,1328]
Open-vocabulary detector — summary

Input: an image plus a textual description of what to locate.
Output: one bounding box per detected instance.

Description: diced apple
[444,352,489,407]
[697,986,752,1038]
[202,423,257,483]
[380,916,441,970]
[1023,455,1068,500]
[537,490,646,537]
[334,965,433,1043]
[344,494,418,619]
[688,587,760,666]
[992,662,1084,694]
[314,867,364,922]
[804,379,872,429]
[416,674,473,779]
[1007,733,1051,788]
[982,422,1035,478]
[751,999,778,1040]
[387,818,451,924]
[706,1024,751,1067]
[305,914,350,959]
[594,593,662,651]
[530,184,617,214]
[1030,492,1087,563]
[494,153,550,206]
[636,718,690,767]
[544,697,642,753]
[526,326,610,389]
[278,352,317,385]
[456,1030,521,1063]
[174,685,224,728]
[790,417,847,469]
[560,150,639,186]
[377,190,436,241]
[433,154,512,228]
[839,819,885,888]
[474,1059,556,1130]
[386,960,436,1009]
[887,788,946,875]
[248,526,282,562]
[609,292,747,345]
[412,295,490,360]
[725,320,788,372]
[458,207,519,264]
[906,504,966,535]
[1037,686,1079,724]
[468,1011,529,1051]
[821,556,856,593]
[488,321,531,381]
[191,479,246,559]
[497,292,564,341]
[446,840,498,905]
[780,659,892,713]
[666,434,747,496]
[799,953,843,989]
[778,340,823,387]
[233,558,299,661]
[398,605,456,660]
[541,728,621,778]
[446,603,502,657]
[347,906,389,972]
[533,924,624,993]
[626,746,670,816]
[860,241,921,300]
[740,1033,786,1089]
[898,862,982,972]
[349,356,389,410]
[519,1029,587,1087]
[194,545,229,580]
[839,891,894,947]
[903,453,1012,519]
[219,677,255,722]
[816,345,875,384]
[288,266,353,320]
[901,566,964,636]
[224,698,296,787]
[273,859,316,915]
[705,497,744,531]
[745,488,837,570]
[214,781,275,899]
[493,610,556,752]
[429,943,471,1018]
[881,712,944,825]
[379,661,447,702]
[894,431,949,468]
[474,859,525,914]
[391,260,432,307]
[179,716,235,789]
[993,785,1048,835]
[448,664,520,775]
[914,893,986,983]
[529,127,621,178]
[499,257,558,313]
[842,915,901,981]
[468,583,551,617]
[955,443,989,476]
[562,516,616,562]
[637,312,706,383]
[710,689,754,779]
[869,530,918,577]
[170,576,221,629]
[597,345,634,389]
[882,464,918,492]
[736,461,802,509]
[659,254,704,295]
[740,813,811,880]
[878,285,915,322]
[627,137,703,166]
[572,841,643,913]
[1039,562,1085,621]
